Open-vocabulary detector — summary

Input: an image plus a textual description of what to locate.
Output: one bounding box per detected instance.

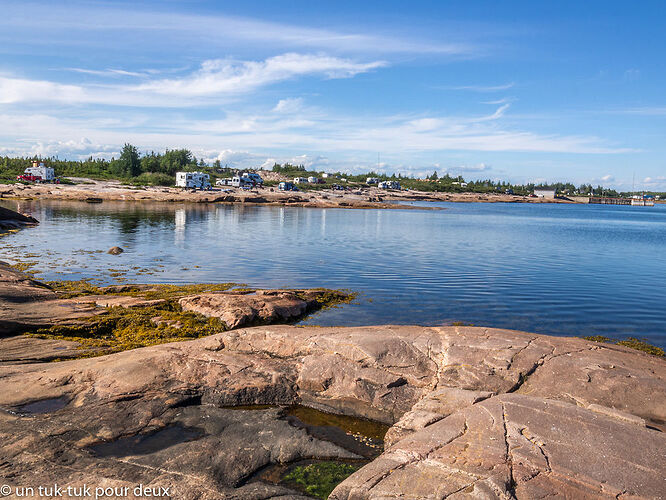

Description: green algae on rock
[283,462,362,499]
[584,335,664,357]
[20,278,356,358]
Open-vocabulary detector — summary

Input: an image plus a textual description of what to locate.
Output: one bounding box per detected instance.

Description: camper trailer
[378,180,401,190]
[19,161,55,182]
[175,172,211,190]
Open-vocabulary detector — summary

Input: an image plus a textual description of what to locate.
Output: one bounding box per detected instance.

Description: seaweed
[282,462,361,499]
[584,335,664,357]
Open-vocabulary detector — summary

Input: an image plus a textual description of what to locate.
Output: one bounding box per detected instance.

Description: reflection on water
[2,199,666,347]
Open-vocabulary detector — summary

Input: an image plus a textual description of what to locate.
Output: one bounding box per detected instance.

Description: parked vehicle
[279,181,299,191]
[378,180,401,190]
[230,176,253,188]
[366,177,380,185]
[331,184,345,191]
[241,172,264,185]
[216,178,233,186]
[17,174,43,183]
[294,177,308,184]
[19,161,56,183]
[176,171,211,189]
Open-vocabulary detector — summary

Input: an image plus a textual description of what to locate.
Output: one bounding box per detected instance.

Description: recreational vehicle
[176,172,211,190]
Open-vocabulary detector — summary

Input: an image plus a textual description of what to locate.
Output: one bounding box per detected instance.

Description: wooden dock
[589,197,654,206]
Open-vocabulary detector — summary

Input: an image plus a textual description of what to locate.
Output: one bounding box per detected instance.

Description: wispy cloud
[474,103,511,121]
[65,68,150,78]
[448,82,515,92]
[134,54,386,98]
[619,106,666,116]
[0,102,636,163]
[1,2,476,57]
[0,54,385,107]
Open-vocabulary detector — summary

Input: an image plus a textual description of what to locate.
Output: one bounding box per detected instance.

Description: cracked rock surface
[0,325,664,498]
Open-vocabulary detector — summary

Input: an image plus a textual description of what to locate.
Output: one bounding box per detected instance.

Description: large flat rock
[330,393,665,499]
[0,325,664,498]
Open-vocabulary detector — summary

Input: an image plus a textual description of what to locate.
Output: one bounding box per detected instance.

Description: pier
[589,197,654,206]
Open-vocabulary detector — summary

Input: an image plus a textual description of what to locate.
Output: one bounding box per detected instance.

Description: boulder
[107,246,124,255]
[179,289,334,329]
[0,206,38,229]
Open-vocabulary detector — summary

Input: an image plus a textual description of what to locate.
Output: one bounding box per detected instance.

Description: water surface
[2,199,665,347]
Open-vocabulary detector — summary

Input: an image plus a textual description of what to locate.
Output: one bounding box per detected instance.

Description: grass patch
[584,335,664,357]
[282,462,361,499]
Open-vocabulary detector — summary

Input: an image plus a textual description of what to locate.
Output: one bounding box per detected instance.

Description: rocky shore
[0,178,575,209]
[0,206,38,230]
[0,265,664,498]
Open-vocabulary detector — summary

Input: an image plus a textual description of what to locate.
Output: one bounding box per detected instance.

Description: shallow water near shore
[2,199,665,347]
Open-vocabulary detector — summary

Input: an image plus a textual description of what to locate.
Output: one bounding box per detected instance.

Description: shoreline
[1,262,665,498]
[0,177,581,209]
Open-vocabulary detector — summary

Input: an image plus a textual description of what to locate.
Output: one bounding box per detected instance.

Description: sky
[0,0,665,189]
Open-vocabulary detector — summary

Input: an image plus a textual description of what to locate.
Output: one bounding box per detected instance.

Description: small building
[294,177,308,184]
[24,161,55,182]
[366,177,380,185]
[176,171,211,189]
[378,180,401,190]
[307,176,319,184]
[533,188,556,199]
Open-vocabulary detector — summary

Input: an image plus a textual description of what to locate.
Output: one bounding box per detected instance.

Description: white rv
[308,176,319,184]
[294,177,309,184]
[24,162,55,182]
[176,171,211,189]
[366,177,380,185]
[378,180,401,190]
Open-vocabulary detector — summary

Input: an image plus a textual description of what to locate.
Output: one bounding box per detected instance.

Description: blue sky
[1,0,665,189]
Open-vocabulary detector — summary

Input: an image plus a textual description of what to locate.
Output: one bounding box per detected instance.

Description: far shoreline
[0,177,585,210]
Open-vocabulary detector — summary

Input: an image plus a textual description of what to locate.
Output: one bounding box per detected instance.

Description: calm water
[2,199,665,347]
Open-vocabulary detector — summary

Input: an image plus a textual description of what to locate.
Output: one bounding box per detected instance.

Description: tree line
[0,148,636,197]
[0,145,207,185]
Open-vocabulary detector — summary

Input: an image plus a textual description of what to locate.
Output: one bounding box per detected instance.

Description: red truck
[17,174,43,182]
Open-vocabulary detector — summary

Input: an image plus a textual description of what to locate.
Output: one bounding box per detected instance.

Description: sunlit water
[2,199,665,347]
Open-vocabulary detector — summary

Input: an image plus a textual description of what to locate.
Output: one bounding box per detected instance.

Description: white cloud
[0,54,385,106]
[135,54,385,98]
[273,98,304,113]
